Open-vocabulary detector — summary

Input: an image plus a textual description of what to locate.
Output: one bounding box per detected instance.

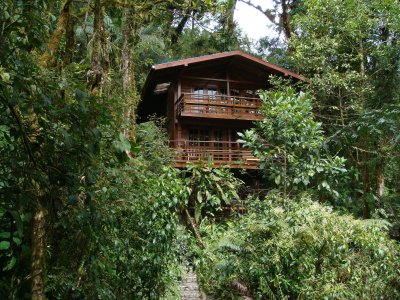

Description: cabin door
[188,128,210,160]
[213,129,225,161]
[193,86,218,114]
[187,128,229,162]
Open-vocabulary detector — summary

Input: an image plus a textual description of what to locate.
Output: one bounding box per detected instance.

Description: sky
[234,0,276,41]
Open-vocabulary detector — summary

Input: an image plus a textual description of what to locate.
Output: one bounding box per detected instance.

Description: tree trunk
[171,11,190,45]
[281,0,293,40]
[31,203,47,300]
[121,8,137,138]
[223,0,237,35]
[90,0,103,95]
[101,15,111,90]
[240,0,294,39]
[184,209,207,249]
[63,6,75,65]
[0,6,4,59]
[360,158,371,218]
[39,0,73,67]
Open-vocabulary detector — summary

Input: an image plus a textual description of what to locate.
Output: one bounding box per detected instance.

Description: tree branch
[0,94,38,168]
[239,0,278,25]
[185,209,207,249]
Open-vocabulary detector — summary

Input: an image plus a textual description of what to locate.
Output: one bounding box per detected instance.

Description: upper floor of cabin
[139,51,305,169]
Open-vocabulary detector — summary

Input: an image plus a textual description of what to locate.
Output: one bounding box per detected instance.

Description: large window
[192,87,218,114]
[193,87,205,98]
[184,128,248,162]
[193,87,217,97]
[189,129,209,147]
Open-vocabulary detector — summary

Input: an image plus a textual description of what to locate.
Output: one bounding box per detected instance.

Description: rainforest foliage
[197,194,400,299]
[0,0,399,299]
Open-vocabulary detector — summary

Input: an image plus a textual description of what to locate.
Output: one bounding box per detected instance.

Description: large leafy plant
[239,87,346,197]
[183,160,243,223]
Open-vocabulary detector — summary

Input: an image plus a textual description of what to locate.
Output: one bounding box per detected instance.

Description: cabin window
[189,129,209,147]
[193,87,205,98]
[193,87,217,97]
[244,90,256,97]
[214,130,224,160]
[230,89,240,97]
[208,88,217,99]
[192,88,206,113]
[214,130,223,141]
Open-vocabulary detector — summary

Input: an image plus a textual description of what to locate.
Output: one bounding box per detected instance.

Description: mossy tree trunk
[31,201,47,300]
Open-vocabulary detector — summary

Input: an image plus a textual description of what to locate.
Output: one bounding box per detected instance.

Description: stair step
[179,269,204,300]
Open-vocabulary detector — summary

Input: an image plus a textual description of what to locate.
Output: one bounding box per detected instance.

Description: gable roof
[154,50,305,80]
[141,50,307,100]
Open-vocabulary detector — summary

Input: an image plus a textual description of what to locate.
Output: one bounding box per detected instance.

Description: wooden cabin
[139,51,305,169]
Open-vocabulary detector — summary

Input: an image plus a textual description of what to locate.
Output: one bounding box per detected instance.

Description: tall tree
[289,0,400,217]
[121,8,137,138]
[90,0,104,95]
[0,0,207,298]
[39,0,74,68]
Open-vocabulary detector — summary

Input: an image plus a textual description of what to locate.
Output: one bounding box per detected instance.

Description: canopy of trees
[0,0,399,299]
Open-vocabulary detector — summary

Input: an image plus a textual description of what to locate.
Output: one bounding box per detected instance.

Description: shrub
[197,193,400,299]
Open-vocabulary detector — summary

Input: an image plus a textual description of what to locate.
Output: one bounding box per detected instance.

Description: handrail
[183,100,261,109]
[183,93,261,104]
[184,93,260,101]
[169,140,258,168]
[169,140,245,147]
[176,93,263,119]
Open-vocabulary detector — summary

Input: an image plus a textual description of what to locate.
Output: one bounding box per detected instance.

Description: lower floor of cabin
[169,120,259,169]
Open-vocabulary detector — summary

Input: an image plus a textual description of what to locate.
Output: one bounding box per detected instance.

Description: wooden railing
[170,140,259,169]
[176,93,263,120]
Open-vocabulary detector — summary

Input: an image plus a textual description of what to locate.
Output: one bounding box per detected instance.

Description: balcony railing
[176,93,263,120]
[170,140,259,169]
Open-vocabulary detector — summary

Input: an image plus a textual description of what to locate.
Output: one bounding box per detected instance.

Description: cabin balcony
[176,93,263,121]
[170,140,259,169]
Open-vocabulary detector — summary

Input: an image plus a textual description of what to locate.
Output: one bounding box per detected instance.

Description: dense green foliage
[197,194,400,299]
[290,0,400,218]
[44,122,184,299]
[184,160,243,223]
[1,0,400,299]
[240,87,346,198]
[0,1,222,298]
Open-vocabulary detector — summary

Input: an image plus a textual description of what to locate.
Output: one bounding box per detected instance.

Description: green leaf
[275,175,281,185]
[194,204,202,223]
[113,133,131,153]
[0,241,10,250]
[0,72,10,82]
[0,232,10,239]
[197,192,203,203]
[13,237,22,246]
[3,256,16,271]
